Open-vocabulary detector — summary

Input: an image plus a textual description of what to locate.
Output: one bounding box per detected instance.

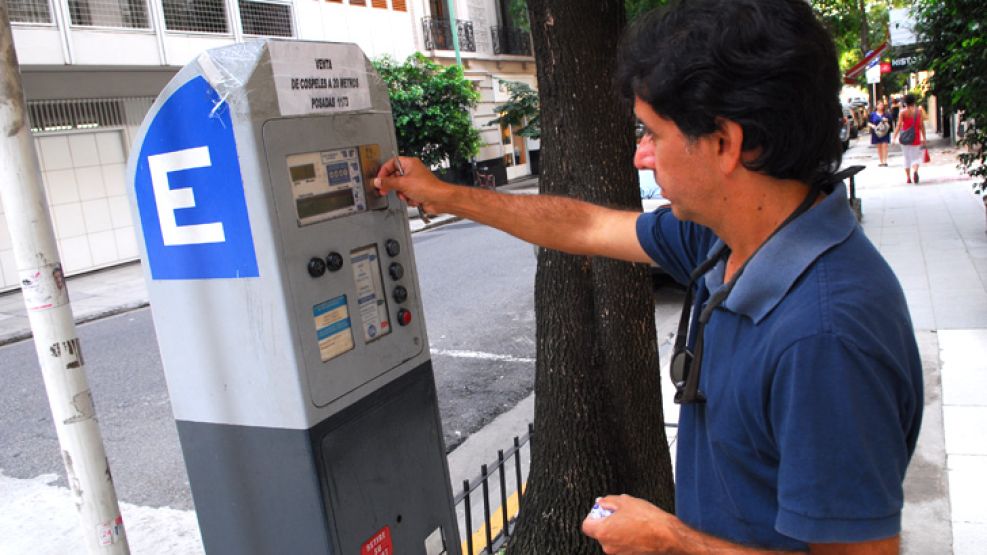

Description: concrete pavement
[2,136,986,553]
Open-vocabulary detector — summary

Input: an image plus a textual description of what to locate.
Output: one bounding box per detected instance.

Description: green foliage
[371,53,480,168]
[810,0,909,81]
[487,80,541,140]
[508,0,530,32]
[914,0,987,196]
[625,0,670,21]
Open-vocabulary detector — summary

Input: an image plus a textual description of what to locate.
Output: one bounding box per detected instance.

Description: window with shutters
[8,0,53,24]
[239,0,293,37]
[371,0,386,8]
[392,0,407,11]
[162,0,228,34]
[67,0,149,29]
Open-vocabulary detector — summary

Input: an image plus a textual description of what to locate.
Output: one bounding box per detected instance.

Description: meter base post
[176,361,460,555]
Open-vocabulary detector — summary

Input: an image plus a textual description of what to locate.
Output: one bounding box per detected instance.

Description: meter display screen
[290,163,317,182]
[297,190,356,220]
[287,147,368,225]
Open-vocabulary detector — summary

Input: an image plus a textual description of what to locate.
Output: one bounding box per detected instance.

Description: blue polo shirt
[636,184,923,550]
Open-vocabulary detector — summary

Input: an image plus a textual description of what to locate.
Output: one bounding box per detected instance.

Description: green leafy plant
[372,53,480,168]
[914,0,987,199]
[487,80,541,140]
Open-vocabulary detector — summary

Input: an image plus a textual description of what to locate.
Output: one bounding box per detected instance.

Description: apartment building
[3,0,536,291]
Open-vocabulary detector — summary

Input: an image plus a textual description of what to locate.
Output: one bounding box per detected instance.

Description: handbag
[875,120,890,138]
[899,125,916,145]
[923,149,931,163]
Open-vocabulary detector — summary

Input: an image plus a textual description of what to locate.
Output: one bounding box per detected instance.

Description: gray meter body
[126,40,458,554]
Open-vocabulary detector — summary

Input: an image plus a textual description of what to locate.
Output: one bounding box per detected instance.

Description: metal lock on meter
[127,40,458,555]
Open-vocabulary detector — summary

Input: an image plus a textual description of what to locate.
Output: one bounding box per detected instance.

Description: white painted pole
[0,4,129,554]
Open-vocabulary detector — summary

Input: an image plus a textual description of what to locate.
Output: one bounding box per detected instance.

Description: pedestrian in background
[893,94,927,184]
[869,100,892,166]
[890,97,901,132]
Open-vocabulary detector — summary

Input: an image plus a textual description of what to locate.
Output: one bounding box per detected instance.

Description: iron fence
[421,16,476,53]
[490,26,531,57]
[455,423,532,555]
[453,421,678,554]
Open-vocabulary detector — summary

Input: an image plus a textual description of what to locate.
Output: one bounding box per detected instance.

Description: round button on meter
[385,239,401,257]
[397,309,412,326]
[389,262,404,281]
[326,252,344,272]
[393,285,408,304]
[307,257,326,277]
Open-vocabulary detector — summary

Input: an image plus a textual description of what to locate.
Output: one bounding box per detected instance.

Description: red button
[397,309,412,326]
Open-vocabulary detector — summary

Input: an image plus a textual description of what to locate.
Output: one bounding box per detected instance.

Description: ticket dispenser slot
[127,40,458,555]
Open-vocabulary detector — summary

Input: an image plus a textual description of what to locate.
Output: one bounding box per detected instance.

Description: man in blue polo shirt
[375,0,922,552]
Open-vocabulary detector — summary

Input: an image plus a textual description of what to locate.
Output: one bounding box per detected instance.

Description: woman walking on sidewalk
[868,101,892,166]
[893,94,927,184]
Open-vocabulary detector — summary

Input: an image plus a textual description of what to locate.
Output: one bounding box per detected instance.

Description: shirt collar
[703,183,858,324]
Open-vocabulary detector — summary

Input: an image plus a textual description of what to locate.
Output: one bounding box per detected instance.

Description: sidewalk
[1,140,985,553]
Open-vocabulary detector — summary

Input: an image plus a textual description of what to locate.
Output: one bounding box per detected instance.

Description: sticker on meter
[350,245,391,343]
[313,295,355,362]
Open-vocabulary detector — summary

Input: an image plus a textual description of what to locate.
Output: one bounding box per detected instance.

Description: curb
[0,301,151,347]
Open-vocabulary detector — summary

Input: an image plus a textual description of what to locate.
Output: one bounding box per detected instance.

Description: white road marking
[430,349,535,364]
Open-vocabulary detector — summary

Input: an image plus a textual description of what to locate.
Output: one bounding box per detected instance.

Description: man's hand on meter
[374,157,452,217]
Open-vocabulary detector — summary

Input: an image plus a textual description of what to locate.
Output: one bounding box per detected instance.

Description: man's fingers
[374,176,399,195]
[581,515,602,538]
[596,496,620,511]
[377,157,400,178]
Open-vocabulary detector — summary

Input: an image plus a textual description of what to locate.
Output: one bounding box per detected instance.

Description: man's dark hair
[903,94,917,106]
[617,0,843,189]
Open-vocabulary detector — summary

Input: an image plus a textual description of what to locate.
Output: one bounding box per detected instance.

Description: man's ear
[713,117,745,175]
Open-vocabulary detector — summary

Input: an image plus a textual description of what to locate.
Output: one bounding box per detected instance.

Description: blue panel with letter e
[133,76,259,280]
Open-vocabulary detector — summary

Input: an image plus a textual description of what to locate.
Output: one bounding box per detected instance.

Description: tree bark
[858,0,869,54]
[507,1,675,553]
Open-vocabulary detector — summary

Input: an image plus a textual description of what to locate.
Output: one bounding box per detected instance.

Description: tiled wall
[0,130,138,291]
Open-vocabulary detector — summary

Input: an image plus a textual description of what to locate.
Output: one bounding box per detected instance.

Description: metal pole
[0,5,129,554]
[445,0,462,67]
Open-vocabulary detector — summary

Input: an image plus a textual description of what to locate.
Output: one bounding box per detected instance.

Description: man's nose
[634,136,656,170]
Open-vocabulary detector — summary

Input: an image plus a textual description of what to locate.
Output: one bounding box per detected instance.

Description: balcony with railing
[490,26,531,57]
[421,16,476,53]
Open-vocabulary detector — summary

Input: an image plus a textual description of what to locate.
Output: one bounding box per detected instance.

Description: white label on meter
[350,245,391,343]
[268,42,372,117]
[313,295,355,362]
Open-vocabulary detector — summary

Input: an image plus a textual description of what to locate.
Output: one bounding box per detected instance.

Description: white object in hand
[588,502,614,520]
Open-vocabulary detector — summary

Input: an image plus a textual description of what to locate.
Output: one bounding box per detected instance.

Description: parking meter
[126,40,459,555]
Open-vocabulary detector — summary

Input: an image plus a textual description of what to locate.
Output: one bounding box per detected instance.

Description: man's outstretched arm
[374,157,652,264]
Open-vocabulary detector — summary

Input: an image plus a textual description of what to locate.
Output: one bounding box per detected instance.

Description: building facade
[4,0,536,291]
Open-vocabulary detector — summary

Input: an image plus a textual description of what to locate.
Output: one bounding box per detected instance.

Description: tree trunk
[507,1,675,553]
[858,0,869,54]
